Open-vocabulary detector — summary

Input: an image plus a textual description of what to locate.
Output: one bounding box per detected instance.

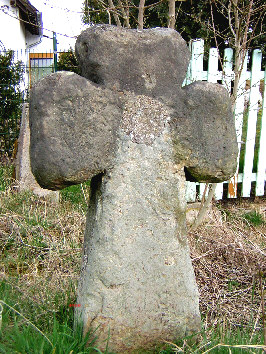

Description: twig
[250,300,262,342]
[80,183,88,204]
[259,267,266,350]
[191,183,217,230]
[163,340,184,352]
[202,343,266,353]
[0,300,53,347]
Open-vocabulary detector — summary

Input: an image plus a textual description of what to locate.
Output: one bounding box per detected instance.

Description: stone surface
[169,81,238,182]
[29,71,123,190]
[16,103,59,201]
[75,25,237,182]
[75,25,190,101]
[78,126,201,352]
[29,25,238,353]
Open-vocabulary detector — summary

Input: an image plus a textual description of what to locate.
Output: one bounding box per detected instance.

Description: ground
[0,160,265,353]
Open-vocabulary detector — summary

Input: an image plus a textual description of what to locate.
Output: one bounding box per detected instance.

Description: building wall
[0,0,26,58]
[0,0,43,88]
[1,0,86,87]
[29,0,86,53]
[1,0,87,55]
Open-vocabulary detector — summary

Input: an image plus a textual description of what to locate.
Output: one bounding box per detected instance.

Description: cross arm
[29,71,123,190]
[169,81,238,183]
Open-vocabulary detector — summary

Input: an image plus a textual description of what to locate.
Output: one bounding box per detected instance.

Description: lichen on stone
[121,94,170,145]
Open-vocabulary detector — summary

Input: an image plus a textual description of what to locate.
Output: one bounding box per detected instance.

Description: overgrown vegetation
[57,49,81,75]
[0,51,24,156]
[0,161,265,353]
[82,0,265,56]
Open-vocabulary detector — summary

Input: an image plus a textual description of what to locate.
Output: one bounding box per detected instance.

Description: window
[29,53,54,86]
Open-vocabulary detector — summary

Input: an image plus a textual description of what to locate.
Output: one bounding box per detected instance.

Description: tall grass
[0,162,265,353]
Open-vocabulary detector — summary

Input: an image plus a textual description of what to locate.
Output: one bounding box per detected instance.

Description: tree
[82,0,172,29]
[82,0,265,103]
[206,0,265,103]
[57,49,81,75]
[0,50,24,156]
[82,0,265,54]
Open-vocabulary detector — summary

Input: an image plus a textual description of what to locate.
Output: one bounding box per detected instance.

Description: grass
[0,161,265,353]
[243,210,265,227]
[0,296,100,354]
[0,164,13,192]
[166,323,265,353]
[60,181,90,211]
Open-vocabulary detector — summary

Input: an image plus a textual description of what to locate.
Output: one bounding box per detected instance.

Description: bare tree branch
[117,0,130,27]
[108,0,122,26]
[228,1,236,39]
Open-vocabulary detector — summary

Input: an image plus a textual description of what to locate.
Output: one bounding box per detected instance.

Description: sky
[29,0,87,50]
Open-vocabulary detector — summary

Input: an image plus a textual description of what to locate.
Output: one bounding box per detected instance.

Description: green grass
[172,324,264,353]
[0,164,13,191]
[0,275,101,353]
[243,210,265,226]
[60,181,90,211]
[0,292,100,354]
[0,317,100,354]
[0,290,264,354]
[0,164,99,353]
[0,163,265,353]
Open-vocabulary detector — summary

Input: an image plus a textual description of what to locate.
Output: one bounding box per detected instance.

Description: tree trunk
[137,0,145,30]
[118,0,130,27]
[168,0,176,29]
[108,0,122,27]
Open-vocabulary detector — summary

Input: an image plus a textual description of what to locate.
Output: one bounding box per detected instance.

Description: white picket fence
[184,39,266,202]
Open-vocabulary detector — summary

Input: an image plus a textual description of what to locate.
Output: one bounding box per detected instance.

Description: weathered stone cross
[29,25,237,352]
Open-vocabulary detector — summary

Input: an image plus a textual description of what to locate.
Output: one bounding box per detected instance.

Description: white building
[29,0,86,53]
[0,0,85,86]
[0,0,42,57]
[27,0,86,85]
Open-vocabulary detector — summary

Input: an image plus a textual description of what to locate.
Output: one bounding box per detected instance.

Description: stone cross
[29,25,237,353]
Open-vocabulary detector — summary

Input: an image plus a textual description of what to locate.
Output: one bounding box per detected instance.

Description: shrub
[0,50,24,156]
[57,49,80,75]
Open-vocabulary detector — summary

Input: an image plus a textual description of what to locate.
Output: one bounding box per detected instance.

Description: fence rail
[184,39,265,201]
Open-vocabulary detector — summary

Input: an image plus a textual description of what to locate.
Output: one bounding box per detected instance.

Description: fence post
[53,32,57,72]
[242,49,262,197]
[222,48,234,93]
[207,47,219,82]
[227,53,248,198]
[185,39,204,84]
[256,69,266,196]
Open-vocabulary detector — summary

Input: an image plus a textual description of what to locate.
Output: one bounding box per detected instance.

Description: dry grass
[0,181,87,316]
[189,198,266,331]
[0,160,265,351]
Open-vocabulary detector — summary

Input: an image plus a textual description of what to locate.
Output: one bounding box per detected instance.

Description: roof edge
[10,0,42,35]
